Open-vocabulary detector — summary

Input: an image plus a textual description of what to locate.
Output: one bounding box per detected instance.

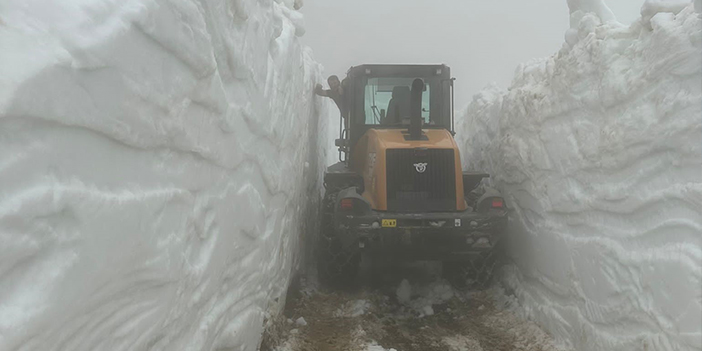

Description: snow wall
[0,0,331,350]
[457,2,701,351]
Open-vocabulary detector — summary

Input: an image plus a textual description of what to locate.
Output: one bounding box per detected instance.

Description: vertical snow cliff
[0,0,326,350]
[458,3,701,351]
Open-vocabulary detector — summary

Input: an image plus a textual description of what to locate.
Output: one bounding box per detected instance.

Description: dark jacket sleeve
[315,86,331,97]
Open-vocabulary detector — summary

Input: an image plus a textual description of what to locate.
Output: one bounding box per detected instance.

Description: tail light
[338,196,371,214]
[492,198,504,208]
[340,198,354,211]
[477,196,506,213]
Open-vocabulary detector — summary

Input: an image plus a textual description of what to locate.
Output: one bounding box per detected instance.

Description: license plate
[382,219,397,228]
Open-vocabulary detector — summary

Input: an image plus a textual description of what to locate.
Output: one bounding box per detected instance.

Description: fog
[301,0,645,108]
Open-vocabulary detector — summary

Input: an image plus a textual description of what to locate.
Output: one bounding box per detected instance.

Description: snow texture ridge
[0,0,327,350]
[457,2,701,351]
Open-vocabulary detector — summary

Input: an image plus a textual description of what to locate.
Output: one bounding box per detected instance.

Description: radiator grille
[386,148,456,212]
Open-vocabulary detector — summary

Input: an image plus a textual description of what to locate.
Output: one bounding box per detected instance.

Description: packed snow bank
[458,2,701,351]
[0,0,328,350]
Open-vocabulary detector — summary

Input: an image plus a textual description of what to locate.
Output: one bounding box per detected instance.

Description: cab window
[363,78,431,126]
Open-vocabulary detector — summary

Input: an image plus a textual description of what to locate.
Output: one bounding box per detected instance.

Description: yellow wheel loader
[318,64,507,289]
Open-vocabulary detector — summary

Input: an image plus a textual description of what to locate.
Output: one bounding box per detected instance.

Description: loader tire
[317,191,359,287]
[443,250,500,290]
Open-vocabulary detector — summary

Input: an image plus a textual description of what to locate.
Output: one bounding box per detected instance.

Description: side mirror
[380,109,386,120]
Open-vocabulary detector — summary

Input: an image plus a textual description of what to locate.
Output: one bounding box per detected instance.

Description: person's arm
[315,84,330,97]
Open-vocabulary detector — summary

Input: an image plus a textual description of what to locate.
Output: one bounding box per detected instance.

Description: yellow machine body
[350,128,467,212]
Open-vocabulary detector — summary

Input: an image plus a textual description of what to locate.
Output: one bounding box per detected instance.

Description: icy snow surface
[0,0,329,350]
[365,343,397,351]
[567,0,617,24]
[641,0,693,28]
[458,3,701,351]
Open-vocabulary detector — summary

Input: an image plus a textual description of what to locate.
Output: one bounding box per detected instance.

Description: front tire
[317,191,360,287]
[443,250,499,290]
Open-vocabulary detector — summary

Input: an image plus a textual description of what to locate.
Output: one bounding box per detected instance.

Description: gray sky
[301,0,645,108]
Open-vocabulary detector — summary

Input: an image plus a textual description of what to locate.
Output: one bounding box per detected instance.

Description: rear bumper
[332,209,507,261]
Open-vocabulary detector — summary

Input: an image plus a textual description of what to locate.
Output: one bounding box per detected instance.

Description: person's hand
[314,83,325,95]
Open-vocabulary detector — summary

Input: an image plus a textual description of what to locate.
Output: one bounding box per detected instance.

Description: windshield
[363,77,433,126]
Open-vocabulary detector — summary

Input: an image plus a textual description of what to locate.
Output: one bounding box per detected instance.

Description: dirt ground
[261,265,566,351]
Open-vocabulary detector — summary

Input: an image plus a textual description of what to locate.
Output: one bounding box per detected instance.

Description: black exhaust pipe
[409,78,424,140]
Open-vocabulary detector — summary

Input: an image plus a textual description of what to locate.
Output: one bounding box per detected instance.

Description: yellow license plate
[382,219,397,228]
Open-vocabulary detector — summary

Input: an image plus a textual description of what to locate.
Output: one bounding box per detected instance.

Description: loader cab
[336,64,455,163]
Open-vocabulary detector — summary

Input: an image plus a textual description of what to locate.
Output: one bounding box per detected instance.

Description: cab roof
[346,64,451,79]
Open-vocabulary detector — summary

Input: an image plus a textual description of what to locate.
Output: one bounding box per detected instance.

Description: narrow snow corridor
[0,0,700,351]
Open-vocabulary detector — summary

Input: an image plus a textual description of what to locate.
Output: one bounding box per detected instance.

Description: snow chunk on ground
[295,317,308,327]
[334,299,371,318]
[394,279,455,316]
[0,1,329,350]
[458,3,701,351]
[366,342,397,351]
